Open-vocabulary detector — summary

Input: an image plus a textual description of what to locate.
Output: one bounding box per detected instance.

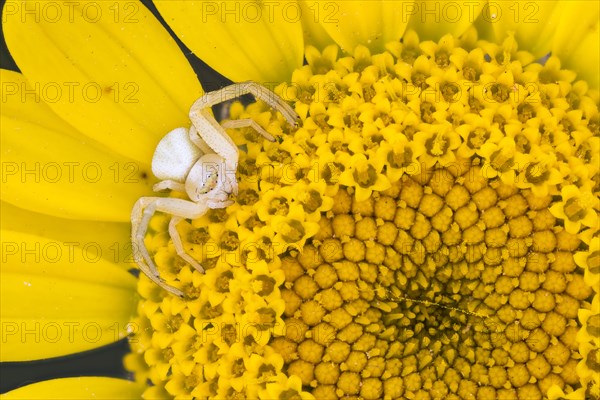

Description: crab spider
[131,82,299,297]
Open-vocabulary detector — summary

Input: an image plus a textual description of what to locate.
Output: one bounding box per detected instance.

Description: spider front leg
[190,82,300,127]
[131,197,210,297]
[168,216,204,274]
[153,180,186,192]
[221,119,276,142]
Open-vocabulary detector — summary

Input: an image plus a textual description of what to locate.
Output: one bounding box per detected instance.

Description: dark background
[0,0,230,393]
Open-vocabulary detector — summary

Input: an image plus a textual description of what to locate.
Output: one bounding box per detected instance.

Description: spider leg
[189,107,239,166]
[153,180,186,192]
[131,197,183,297]
[221,119,276,142]
[190,82,299,126]
[131,197,210,297]
[168,216,204,273]
[132,198,159,276]
[188,124,213,154]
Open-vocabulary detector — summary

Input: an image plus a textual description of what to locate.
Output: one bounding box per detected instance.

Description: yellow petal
[407,0,485,41]
[299,0,336,50]
[2,0,202,164]
[155,0,303,83]
[1,378,143,399]
[1,202,132,268]
[1,70,154,222]
[551,1,599,88]
[486,1,562,58]
[0,230,137,361]
[314,0,413,53]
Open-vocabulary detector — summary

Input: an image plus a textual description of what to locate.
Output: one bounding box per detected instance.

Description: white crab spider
[131,82,299,297]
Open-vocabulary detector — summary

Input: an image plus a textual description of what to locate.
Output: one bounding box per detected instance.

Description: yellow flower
[550,185,600,234]
[338,153,391,202]
[514,146,565,197]
[263,375,314,400]
[3,0,599,398]
[414,122,462,168]
[455,113,504,158]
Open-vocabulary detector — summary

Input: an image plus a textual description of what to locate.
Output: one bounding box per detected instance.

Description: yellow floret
[463,225,484,244]
[271,337,298,364]
[360,378,383,400]
[541,312,567,337]
[326,341,351,363]
[298,339,324,364]
[508,289,532,310]
[293,276,320,300]
[559,359,579,385]
[445,185,470,210]
[332,214,355,238]
[501,194,528,218]
[285,318,309,343]
[318,288,343,311]
[400,177,423,208]
[320,238,344,263]
[288,359,314,386]
[282,289,303,317]
[489,366,507,388]
[334,260,360,281]
[543,342,571,366]
[298,245,323,270]
[300,300,326,326]
[555,229,581,251]
[337,371,361,395]
[313,263,338,289]
[281,256,305,282]
[482,206,505,228]
[326,308,353,330]
[375,195,397,221]
[527,328,550,352]
[377,222,398,246]
[311,385,337,399]
[532,230,557,253]
[472,186,497,210]
[454,205,479,229]
[517,383,542,399]
[543,271,567,293]
[365,242,386,264]
[565,274,593,300]
[463,166,488,194]
[343,351,367,372]
[355,217,378,241]
[507,364,530,387]
[337,323,363,343]
[418,193,444,217]
[352,197,374,217]
[343,239,366,262]
[410,215,432,239]
[431,206,453,232]
[394,207,415,229]
[508,215,533,238]
[315,362,340,385]
[331,188,352,214]
[550,252,576,273]
[518,271,540,291]
[527,355,551,379]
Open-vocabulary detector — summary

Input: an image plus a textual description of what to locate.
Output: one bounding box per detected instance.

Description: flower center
[126,29,598,400]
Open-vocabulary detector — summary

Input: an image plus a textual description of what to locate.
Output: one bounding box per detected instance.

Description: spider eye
[198,172,219,194]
